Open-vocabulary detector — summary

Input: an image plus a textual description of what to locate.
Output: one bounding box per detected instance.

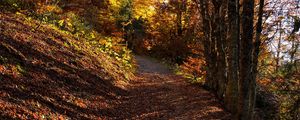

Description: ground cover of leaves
[0,12,230,120]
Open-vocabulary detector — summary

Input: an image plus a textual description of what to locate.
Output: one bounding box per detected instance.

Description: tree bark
[225,0,239,118]
[199,0,214,89]
[211,0,227,100]
[239,0,255,119]
[251,0,264,118]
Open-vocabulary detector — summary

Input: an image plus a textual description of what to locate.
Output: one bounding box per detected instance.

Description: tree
[224,0,239,117]
[238,0,256,119]
[196,0,265,119]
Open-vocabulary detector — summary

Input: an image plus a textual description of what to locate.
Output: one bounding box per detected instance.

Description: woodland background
[0,0,299,119]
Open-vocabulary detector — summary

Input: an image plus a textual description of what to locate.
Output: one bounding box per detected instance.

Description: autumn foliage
[0,0,299,119]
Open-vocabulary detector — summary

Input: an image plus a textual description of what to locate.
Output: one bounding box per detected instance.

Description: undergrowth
[0,0,135,81]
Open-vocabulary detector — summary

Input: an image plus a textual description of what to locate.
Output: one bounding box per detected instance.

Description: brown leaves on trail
[112,55,231,119]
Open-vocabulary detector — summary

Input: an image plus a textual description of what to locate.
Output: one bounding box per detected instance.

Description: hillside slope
[0,12,232,120]
[0,12,132,119]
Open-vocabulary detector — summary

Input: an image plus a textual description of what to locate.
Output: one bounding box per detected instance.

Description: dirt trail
[114,55,231,119]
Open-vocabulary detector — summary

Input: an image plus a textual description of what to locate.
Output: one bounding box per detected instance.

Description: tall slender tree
[239,0,256,119]
[224,0,239,118]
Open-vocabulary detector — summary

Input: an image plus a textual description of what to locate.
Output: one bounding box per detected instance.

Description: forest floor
[0,13,231,119]
[114,55,231,119]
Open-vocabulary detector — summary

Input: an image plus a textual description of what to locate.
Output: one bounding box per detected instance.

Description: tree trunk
[212,0,227,100]
[199,0,214,89]
[253,0,264,117]
[225,0,239,118]
[218,1,227,100]
[239,0,255,119]
[275,21,282,73]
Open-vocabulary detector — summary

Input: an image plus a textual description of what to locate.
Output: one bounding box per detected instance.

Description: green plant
[16,64,26,74]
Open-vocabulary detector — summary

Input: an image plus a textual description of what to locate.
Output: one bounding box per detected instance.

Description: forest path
[115,55,231,119]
